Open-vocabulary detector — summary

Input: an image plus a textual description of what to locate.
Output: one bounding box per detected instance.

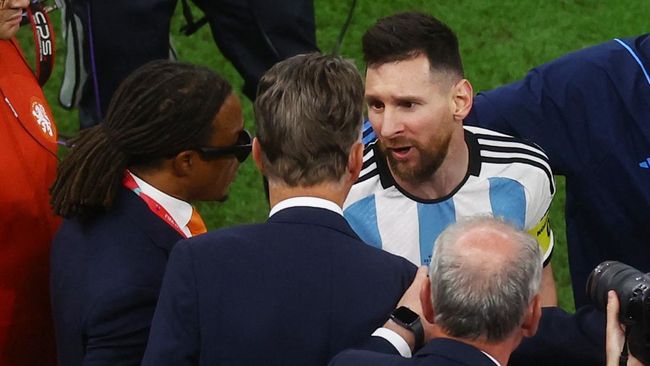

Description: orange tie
[187,207,207,236]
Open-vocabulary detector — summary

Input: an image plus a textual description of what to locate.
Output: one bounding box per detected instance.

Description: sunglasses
[195,129,252,163]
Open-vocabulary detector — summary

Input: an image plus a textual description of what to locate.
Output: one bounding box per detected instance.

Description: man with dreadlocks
[0,0,59,364]
[50,60,250,365]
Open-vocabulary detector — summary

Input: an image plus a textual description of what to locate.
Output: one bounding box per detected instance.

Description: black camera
[587,261,650,364]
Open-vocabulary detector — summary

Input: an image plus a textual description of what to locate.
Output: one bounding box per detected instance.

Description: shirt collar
[269,196,343,218]
[128,171,194,237]
[480,351,501,366]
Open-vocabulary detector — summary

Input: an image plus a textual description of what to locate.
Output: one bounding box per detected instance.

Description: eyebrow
[365,94,426,103]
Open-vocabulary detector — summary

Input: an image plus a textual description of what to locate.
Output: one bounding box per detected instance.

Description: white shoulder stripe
[363,147,375,162]
[477,138,547,157]
[359,162,378,178]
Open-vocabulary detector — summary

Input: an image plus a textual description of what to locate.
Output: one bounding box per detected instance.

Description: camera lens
[587,261,650,364]
[586,261,648,323]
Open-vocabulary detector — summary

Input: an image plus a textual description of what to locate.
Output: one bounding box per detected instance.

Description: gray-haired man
[330,216,543,366]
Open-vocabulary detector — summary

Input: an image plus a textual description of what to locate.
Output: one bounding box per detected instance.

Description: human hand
[395,266,429,316]
[606,290,644,366]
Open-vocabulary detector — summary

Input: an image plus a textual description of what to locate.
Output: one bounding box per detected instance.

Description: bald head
[428,216,542,343]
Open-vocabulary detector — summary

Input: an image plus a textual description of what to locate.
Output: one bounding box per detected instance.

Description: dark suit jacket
[142,206,417,365]
[329,337,497,366]
[51,187,183,365]
[465,34,650,307]
[510,306,605,366]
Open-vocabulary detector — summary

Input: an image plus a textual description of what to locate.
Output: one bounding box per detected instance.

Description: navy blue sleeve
[509,306,605,366]
[81,287,159,366]
[466,36,650,180]
[142,241,200,366]
[465,64,587,177]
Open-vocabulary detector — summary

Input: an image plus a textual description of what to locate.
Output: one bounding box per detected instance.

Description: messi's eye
[399,101,415,109]
[367,100,385,111]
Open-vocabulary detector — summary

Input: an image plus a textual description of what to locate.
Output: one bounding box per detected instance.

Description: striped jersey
[343,124,555,266]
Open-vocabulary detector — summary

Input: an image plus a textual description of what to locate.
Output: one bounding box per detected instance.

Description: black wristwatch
[390,306,424,351]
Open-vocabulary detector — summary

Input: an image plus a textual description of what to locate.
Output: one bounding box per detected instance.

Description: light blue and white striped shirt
[344,125,555,266]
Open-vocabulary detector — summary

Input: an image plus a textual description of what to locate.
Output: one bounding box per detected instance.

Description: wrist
[389,306,425,352]
[384,319,416,351]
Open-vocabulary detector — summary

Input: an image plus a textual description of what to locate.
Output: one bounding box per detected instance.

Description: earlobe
[452,79,473,121]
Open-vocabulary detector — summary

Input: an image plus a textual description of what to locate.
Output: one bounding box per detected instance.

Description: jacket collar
[115,186,183,252]
[267,206,361,241]
[414,338,498,366]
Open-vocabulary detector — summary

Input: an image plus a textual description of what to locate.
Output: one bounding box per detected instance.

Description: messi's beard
[380,133,452,185]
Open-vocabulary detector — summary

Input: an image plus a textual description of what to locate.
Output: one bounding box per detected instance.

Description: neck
[129,167,189,202]
[392,128,469,200]
[268,181,349,209]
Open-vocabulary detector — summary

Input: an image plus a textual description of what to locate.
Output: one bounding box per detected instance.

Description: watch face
[393,306,419,325]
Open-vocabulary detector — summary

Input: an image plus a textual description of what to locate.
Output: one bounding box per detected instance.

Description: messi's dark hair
[362,12,464,77]
[51,60,232,219]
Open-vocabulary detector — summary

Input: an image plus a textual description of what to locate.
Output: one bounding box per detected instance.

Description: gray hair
[254,53,364,186]
[428,216,542,343]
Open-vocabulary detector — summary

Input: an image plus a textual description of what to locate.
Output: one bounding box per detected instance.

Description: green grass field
[17,0,649,312]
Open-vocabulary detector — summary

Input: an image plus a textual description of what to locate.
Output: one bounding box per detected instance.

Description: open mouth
[389,146,412,159]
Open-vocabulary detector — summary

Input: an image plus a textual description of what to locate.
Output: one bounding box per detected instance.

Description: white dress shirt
[128,171,194,237]
[269,196,343,217]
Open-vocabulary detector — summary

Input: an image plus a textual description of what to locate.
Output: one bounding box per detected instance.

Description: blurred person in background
[0,0,59,363]
[58,0,319,128]
[465,34,650,308]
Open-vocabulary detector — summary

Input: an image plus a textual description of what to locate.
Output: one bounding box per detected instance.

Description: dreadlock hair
[51,60,232,219]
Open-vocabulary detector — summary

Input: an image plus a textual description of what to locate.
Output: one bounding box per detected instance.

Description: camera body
[587,261,650,364]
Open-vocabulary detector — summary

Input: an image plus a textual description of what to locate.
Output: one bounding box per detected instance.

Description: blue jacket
[142,206,417,365]
[511,306,605,366]
[329,337,497,366]
[51,187,183,365]
[465,34,650,307]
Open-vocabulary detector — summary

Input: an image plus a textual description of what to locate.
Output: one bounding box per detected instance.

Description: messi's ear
[451,79,473,122]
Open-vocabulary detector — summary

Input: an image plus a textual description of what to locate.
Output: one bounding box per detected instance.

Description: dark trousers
[72,0,318,127]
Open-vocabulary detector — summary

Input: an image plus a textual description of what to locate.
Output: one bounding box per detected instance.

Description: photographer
[607,290,644,366]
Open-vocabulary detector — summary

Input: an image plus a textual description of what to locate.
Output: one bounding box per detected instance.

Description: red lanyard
[122,171,188,238]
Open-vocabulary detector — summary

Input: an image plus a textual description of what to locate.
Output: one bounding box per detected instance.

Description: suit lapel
[267,206,361,241]
[115,186,184,252]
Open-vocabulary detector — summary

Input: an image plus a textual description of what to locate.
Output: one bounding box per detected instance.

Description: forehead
[210,93,243,141]
[365,55,444,99]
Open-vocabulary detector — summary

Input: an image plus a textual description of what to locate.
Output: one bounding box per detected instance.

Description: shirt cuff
[371,327,412,358]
